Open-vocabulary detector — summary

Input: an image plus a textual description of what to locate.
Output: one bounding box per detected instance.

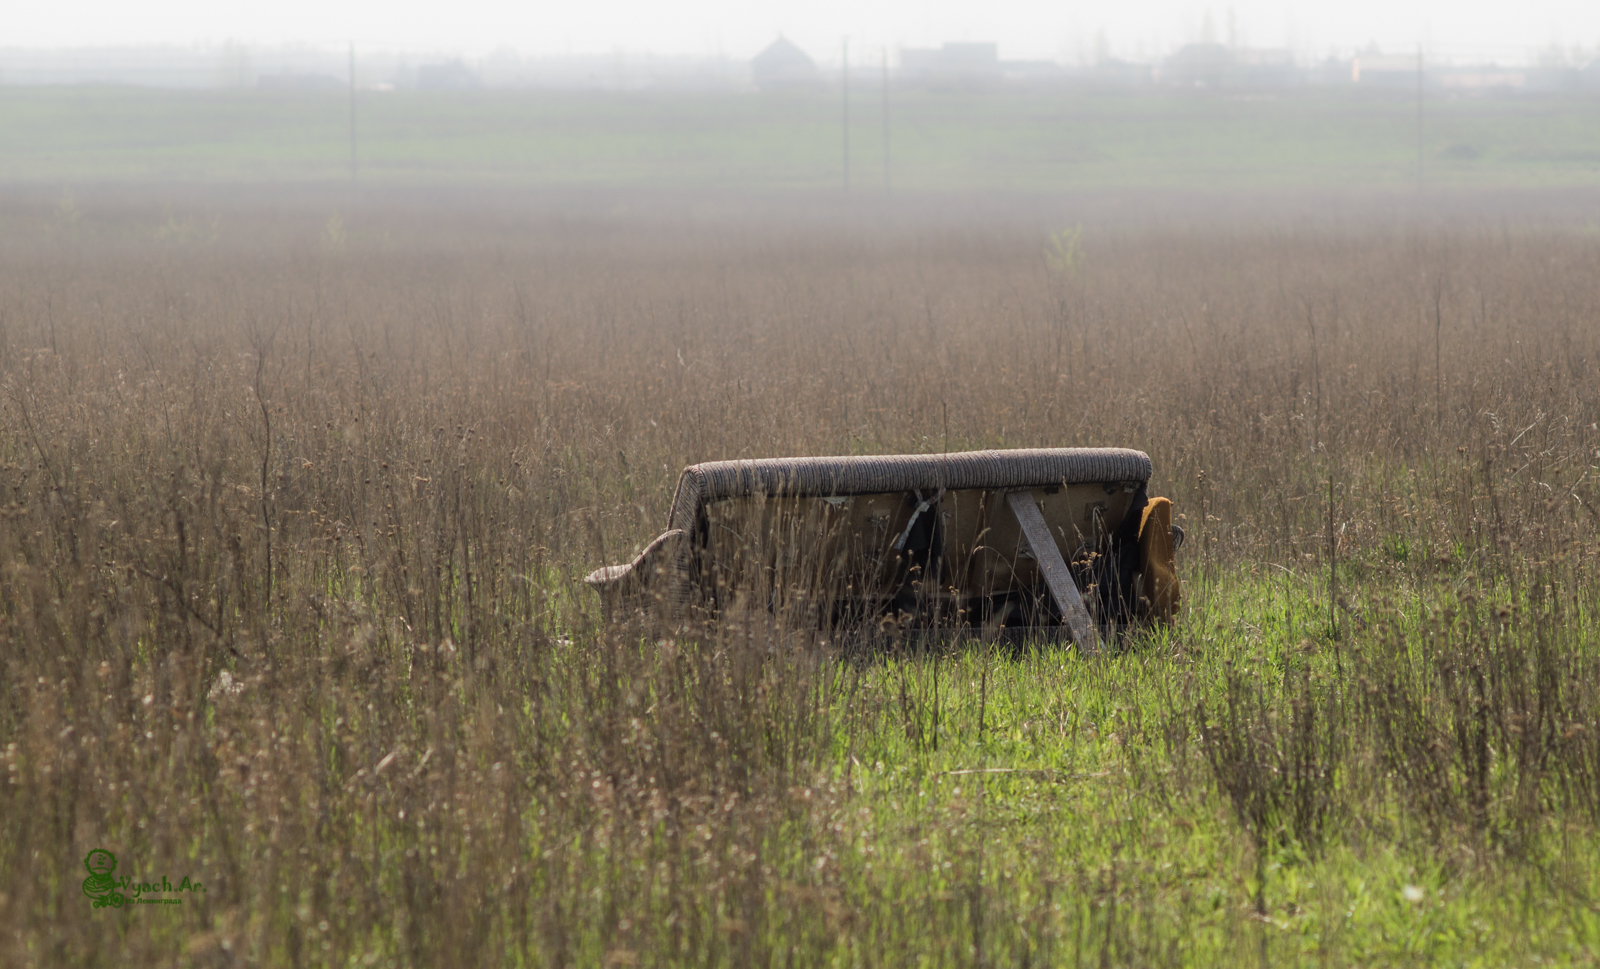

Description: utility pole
[881,46,890,195]
[1415,44,1423,196]
[349,41,358,190]
[841,37,850,194]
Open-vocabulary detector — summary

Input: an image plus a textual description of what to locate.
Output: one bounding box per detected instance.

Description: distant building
[1526,65,1581,92]
[1161,44,1295,87]
[1308,56,1356,86]
[258,73,343,91]
[901,43,1001,87]
[751,36,819,90]
[1352,52,1529,93]
[1436,69,1525,92]
[1161,43,1231,86]
[1352,53,1420,86]
[417,61,479,91]
[1000,59,1065,84]
[1233,48,1296,86]
[1083,59,1154,87]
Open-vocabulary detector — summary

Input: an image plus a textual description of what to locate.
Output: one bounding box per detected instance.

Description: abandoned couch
[584,447,1181,648]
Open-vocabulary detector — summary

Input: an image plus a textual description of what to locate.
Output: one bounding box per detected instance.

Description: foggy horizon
[9,0,1600,65]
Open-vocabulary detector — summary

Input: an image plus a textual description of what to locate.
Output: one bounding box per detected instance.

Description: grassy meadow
[0,180,1599,967]
[4,85,1600,192]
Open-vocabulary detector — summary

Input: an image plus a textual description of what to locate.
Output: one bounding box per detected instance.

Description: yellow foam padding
[1137,497,1181,621]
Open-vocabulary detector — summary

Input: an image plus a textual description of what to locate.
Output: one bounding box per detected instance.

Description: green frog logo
[82,849,125,908]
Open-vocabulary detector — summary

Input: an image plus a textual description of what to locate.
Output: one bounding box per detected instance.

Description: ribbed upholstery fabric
[664,448,1151,533]
[585,447,1155,620]
[605,448,1151,611]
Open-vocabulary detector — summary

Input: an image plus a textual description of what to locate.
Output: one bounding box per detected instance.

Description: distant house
[1352,53,1420,86]
[1436,69,1525,92]
[258,73,343,91]
[1087,59,1154,87]
[417,61,479,91]
[1001,59,1065,84]
[1161,43,1231,86]
[1233,48,1296,86]
[1309,56,1356,85]
[900,43,1001,87]
[1160,44,1297,87]
[751,36,819,90]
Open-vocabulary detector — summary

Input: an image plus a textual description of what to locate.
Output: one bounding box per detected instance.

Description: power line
[841,37,849,195]
[881,46,890,196]
[349,41,358,190]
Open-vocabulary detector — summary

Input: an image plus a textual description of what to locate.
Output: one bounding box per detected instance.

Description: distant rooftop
[901,43,1001,83]
[751,36,818,90]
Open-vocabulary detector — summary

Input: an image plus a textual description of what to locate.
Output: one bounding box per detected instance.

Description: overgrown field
[1,190,1599,966]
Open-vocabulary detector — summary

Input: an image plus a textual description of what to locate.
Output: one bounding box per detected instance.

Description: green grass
[3,85,1600,192]
[676,562,1600,966]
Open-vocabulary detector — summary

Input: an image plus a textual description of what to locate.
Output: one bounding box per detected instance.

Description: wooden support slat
[1006,490,1099,652]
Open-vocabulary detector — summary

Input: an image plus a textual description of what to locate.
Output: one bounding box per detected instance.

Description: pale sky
[9,0,1598,63]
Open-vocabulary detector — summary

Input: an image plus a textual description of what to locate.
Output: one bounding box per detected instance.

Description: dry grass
[1,188,1598,965]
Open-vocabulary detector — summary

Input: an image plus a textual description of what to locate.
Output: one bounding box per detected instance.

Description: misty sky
[12,0,1599,63]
